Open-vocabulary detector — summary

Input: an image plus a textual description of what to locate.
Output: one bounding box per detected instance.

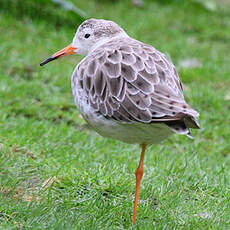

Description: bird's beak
[40,44,76,66]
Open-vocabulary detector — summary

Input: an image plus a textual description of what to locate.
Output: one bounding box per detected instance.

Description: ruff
[40,18,200,224]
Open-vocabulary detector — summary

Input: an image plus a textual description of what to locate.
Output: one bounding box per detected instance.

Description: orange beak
[40,44,76,66]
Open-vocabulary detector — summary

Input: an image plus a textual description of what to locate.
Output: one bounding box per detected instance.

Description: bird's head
[40,18,128,66]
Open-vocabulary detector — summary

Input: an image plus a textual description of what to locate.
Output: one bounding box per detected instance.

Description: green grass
[1,0,230,229]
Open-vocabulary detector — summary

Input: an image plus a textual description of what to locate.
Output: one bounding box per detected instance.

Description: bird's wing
[75,38,199,125]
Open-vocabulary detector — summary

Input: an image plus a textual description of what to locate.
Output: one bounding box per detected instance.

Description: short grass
[1,0,230,229]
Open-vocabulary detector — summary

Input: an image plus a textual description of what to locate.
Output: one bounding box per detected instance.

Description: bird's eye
[84,33,90,39]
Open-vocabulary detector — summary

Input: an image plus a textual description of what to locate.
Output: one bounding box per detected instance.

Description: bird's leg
[132,143,146,224]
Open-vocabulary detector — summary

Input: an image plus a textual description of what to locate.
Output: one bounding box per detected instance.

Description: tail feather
[165,116,200,138]
[185,116,200,129]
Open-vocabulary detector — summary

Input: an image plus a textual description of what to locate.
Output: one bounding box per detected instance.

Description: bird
[40,18,200,224]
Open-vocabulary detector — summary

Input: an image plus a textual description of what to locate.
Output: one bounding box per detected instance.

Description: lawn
[1,0,230,229]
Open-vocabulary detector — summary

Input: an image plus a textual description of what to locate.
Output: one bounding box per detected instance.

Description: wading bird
[40,18,199,224]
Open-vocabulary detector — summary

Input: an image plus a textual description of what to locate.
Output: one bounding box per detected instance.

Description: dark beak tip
[40,56,58,67]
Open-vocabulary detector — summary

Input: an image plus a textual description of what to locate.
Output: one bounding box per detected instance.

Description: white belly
[72,83,173,145]
[87,116,173,144]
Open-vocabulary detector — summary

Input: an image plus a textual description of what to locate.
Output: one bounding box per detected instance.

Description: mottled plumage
[72,36,199,144]
[40,18,200,224]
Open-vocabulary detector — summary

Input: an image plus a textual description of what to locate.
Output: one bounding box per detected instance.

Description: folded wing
[74,38,200,136]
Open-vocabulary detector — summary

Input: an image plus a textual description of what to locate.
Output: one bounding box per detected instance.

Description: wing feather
[74,37,199,130]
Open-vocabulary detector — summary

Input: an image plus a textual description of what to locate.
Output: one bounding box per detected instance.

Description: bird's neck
[88,32,129,54]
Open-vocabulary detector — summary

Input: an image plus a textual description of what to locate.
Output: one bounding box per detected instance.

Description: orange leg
[132,143,146,224]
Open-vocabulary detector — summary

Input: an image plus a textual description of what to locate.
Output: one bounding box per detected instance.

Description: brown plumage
[73,37,199,137]
[40,18,200,224]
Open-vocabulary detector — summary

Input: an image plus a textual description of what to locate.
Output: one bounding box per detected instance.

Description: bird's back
[72,37,199,141]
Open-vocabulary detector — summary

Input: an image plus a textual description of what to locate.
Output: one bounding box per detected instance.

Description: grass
[1,0,230,229]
